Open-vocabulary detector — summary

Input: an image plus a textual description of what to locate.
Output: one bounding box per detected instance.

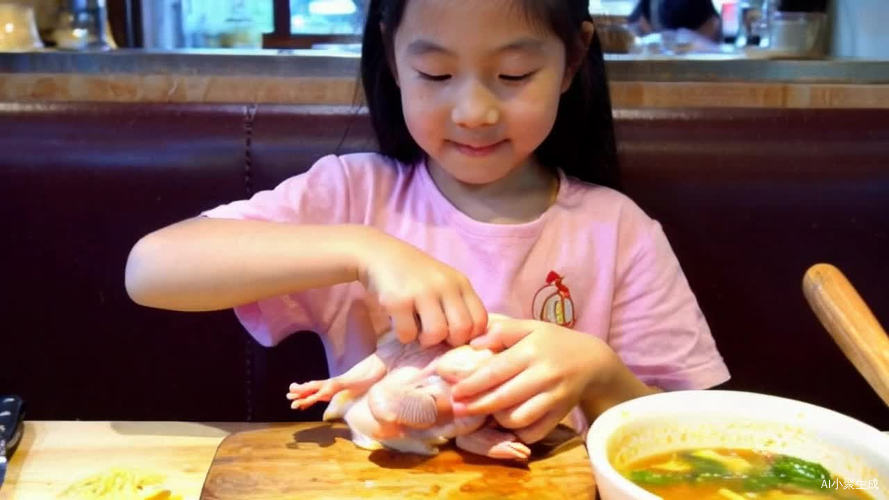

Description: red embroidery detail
[546,271,570,294]
[531,271,576,328]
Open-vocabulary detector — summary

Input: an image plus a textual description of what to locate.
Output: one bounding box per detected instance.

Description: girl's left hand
[450,316,619,443]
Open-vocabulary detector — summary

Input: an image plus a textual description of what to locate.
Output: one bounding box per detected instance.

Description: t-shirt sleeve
[201,154,355,347]
[608,212,730,391]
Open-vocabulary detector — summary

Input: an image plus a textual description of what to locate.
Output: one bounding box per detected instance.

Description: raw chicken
[286,328,533,461]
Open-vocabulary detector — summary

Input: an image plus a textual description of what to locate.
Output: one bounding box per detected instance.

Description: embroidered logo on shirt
[531,271,576,328]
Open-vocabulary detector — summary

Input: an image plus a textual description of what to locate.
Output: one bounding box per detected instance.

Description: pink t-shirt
[203,153,730,392]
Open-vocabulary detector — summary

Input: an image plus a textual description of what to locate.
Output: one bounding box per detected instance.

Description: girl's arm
[577,349,661,422]
[125,217,488,346]
[125,217,369,311]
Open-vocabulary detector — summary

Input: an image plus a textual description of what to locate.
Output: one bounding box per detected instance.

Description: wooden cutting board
[200,422,596,499]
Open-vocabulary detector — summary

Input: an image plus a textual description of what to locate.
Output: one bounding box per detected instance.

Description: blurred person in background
[627,0,721,41]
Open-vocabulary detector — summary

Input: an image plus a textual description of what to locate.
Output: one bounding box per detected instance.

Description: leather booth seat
[2,102,887,427]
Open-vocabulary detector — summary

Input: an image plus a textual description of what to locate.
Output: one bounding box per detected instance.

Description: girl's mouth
[451,140,505,157]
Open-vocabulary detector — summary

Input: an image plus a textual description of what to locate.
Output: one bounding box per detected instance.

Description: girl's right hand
[356,230,487,347]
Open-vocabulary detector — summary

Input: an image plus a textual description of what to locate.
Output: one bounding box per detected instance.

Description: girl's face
[391,0,576,186]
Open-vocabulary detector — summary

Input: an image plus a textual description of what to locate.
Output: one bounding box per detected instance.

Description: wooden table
[1,421,597,499]
[0,421,263,500]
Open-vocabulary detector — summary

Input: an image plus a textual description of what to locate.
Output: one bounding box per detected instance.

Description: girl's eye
[415,70,536,82]
[499,71,536,82]
[418,71,451,82]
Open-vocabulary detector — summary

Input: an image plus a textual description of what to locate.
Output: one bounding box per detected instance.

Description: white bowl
[586,390,889,500]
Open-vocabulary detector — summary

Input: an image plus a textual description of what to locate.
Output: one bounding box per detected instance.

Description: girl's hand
[356,230,487,347]
[449,316,619,443]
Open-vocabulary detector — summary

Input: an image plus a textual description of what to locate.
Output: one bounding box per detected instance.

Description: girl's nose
[451,80,500,129]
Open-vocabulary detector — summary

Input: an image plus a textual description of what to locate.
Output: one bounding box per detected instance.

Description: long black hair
[360,0,620,190]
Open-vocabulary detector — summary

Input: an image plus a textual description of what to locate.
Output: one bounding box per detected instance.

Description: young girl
[125,0,729,445]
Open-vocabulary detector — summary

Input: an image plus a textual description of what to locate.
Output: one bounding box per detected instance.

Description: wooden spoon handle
[803,263,889,407]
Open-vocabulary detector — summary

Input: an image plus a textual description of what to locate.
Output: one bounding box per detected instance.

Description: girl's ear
[380,22,400,87]
[561,21,595,93]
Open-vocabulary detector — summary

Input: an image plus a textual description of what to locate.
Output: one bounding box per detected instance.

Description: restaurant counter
[1,50,889,108]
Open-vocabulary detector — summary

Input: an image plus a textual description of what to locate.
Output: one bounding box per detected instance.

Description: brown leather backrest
[1,102,886,427]
[615,108,889,429]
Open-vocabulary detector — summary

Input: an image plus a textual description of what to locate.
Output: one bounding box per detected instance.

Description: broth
[622,448,874,500]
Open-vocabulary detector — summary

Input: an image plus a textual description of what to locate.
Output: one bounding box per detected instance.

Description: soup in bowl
[586,390,889,500]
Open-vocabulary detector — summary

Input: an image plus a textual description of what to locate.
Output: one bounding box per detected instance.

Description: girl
[125,0,729,444]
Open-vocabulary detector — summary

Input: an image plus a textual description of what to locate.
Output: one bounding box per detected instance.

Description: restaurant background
[11,0,889,58]
[2,0,888,498]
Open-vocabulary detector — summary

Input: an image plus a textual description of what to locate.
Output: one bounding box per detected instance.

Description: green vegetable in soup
[741,470,782,491]
[628,469,688,486]
[622,448,873,500]
[770,455,832,490]
[690,449,753,474]
[684,453,731,475]
[629,451,737,485]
